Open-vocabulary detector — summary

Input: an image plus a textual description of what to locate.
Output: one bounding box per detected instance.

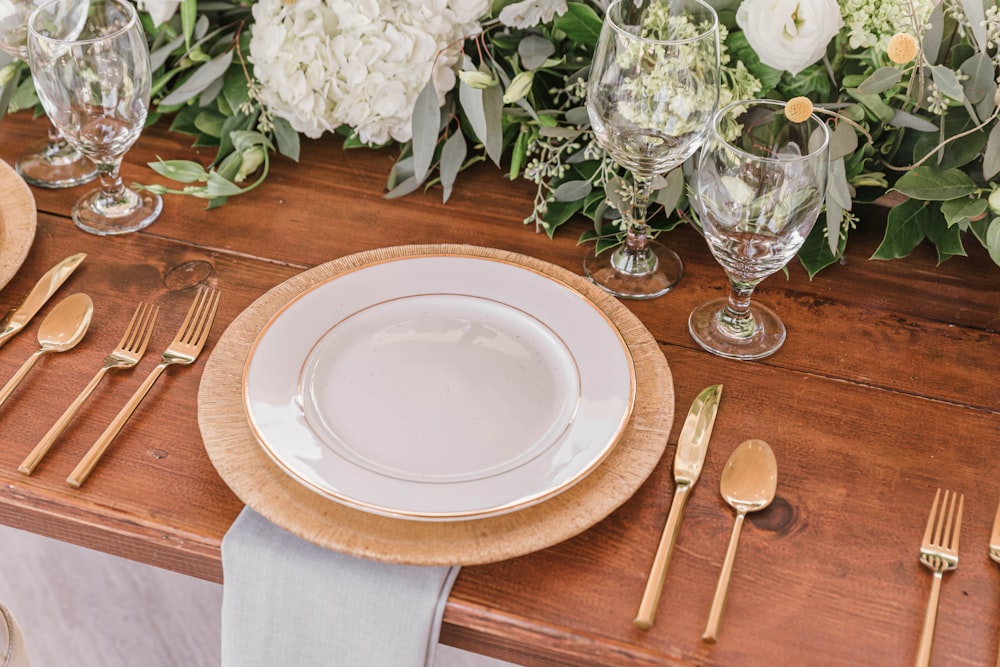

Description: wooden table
[0,111,997,667]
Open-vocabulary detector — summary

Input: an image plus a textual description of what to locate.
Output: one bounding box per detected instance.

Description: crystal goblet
[585,0,719,299]
[27,0,161,234]
[0,0,96,188]
[689,99,831,359]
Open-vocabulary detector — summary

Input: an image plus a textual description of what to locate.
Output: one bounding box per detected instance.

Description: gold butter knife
[0,252,87,350]
[634,383,723,631]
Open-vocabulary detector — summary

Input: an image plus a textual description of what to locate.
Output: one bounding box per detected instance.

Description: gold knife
[634,383,723,630]
[0,252,87,350]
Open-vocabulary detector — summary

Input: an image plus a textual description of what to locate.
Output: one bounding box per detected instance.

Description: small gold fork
[989,499,1000,667]
[19,302,159,475]
[915,488,963,667]
[67,288,220,488]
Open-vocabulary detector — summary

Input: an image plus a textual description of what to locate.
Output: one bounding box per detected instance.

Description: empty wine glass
[27,0,161,234]
[688,99,831,359]
[585,0,719,299]
[0,0,96,188]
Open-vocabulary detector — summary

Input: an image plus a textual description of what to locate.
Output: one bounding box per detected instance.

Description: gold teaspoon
[0,293,93,409]
[702,438,777,643]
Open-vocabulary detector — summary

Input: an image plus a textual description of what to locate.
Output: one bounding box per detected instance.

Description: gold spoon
[0,293,93,409]
[702,438,777,643]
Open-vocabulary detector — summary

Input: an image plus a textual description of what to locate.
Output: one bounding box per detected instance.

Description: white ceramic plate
[242,254,636,521]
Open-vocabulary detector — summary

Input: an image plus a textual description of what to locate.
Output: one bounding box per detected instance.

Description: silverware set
[634,385,780,643]
[0,254,220,487]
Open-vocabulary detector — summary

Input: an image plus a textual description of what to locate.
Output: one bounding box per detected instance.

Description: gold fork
[915,488,963,667]
[66,288,220,488]
[19,302,159,475]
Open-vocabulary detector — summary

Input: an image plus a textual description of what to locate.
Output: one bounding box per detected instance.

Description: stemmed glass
[689,99,831,359]
[585,0,719,299]
[27,0,161,235]
[0,0,96,188]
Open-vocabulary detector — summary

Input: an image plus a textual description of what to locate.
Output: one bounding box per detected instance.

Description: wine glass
[27,0,161,235]
[585,0,719,299]
[0,0,96,188]
[688,99,831,359]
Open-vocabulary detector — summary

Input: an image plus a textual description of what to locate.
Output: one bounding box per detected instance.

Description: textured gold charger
[0,160,37,292]
[198,244,674,565]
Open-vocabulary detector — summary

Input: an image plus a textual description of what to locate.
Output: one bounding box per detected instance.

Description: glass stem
[611,173,656,275]
[96,158,126,200]
[718,278,758,339]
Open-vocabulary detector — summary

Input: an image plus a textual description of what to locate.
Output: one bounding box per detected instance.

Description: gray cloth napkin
[221,507,460,667]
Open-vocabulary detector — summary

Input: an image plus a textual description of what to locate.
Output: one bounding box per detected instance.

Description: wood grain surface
[0,111,997,667]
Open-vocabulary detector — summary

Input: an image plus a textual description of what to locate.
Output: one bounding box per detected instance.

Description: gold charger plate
[198,244,675,566]
[0,159,37,291]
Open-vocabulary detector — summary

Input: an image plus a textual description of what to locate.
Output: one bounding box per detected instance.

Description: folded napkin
[221,507,460,667]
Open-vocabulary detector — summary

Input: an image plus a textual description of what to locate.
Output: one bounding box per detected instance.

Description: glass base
[583,240,683,300]
[688,297,786,360]
[72,186,162,236]
[16,137,98,189]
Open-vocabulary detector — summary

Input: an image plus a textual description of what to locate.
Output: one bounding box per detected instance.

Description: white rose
[137,0,181,26]
[735,0,843,75]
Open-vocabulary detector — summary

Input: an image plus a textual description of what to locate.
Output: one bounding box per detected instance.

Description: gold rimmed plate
[0,159,37,292]
[242,253,637,521]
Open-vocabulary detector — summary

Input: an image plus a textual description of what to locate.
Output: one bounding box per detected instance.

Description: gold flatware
[702,438,777,643]
[67,288,219,488]
[0,293,93,409]
[634,383,723,631]
[915,488,963,667]
[19,302,159,475]
[0,253,86,350]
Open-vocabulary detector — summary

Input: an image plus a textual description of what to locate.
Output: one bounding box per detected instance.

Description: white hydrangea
[249,0,488,145]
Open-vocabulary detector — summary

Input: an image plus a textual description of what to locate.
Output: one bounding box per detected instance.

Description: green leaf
[272,117,300,162]
[194,109,226,137]
[222,70,251,115]
[891,166,977,201]
[855,67,902,96]
[726,31,782,91]
[923,2,944,63]
[988,218,1000,266]
[440,131,467,203]
[384,175,424,199]
[929,65,965,103]
[553,3,602,46]
[940,197,987,226]
[960,53,994,104]
[509,127,529,179]
[959,0,988,52]
[160,49,234,106]
[872,198,931,259]
[147,159,209,183]
[799,212,846,278]
[924,217,967,263]
[206,171,244,197]
[180,0,197,49]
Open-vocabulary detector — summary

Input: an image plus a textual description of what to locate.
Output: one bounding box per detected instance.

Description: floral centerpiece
[1,0,998,275]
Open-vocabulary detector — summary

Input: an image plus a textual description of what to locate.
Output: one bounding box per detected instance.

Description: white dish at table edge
[242,253,636,521]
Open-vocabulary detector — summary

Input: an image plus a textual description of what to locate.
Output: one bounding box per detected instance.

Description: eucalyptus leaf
[198,75,224,107]
[652,168,684,211]
[923,2,944,63]
[987,218,1000,266]
[150,34,185,72]
[871,198,930,259]
[565,106,590,126]
[518,35,556,71]
[892,166,977,201]
[984,123,1000,180]
[959,0,988,52]
[159,49,234,106]
[459,80,489,148]
[929,65,966,103]
[482,79,504,167]
[827,122,859,162]
[440,131,467,203]
[889,110,938,132]
[855,67,902,96]
[384,175,425,199]
[960,53,994,104]
[411,79,440,182]
[553,179,593,202]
